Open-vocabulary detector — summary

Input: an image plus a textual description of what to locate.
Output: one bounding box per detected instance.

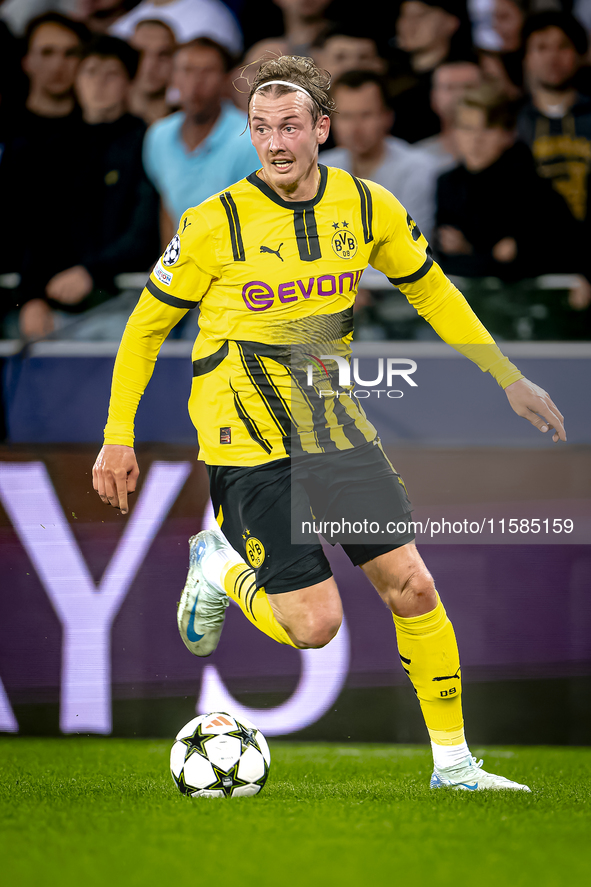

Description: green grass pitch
[1,739,590,887]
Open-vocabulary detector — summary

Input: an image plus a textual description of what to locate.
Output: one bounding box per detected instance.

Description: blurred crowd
[1,0,591,341]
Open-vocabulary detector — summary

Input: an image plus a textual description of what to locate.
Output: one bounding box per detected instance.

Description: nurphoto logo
[305,355,418,399]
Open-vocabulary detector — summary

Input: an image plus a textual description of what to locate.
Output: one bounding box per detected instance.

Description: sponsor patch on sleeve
[154,260,173,286]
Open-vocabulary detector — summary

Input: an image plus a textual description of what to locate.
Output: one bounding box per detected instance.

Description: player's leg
[361,542,530,790]
[221,556,342,648]
[264,576,342,648]
[178,458,342,653]
[361,542,465,754]
[325,442,529,790]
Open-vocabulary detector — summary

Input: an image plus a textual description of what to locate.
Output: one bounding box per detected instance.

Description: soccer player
[93,55,566,791]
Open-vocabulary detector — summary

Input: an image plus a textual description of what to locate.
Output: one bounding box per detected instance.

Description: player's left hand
[45,266,93,305]
[504,378,566,442]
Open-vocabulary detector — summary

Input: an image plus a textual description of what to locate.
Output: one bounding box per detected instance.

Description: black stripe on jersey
[254,354,297,426]
[237,343,304,456]
[231,384,273,454]
[192,341,229,377]
[220,192,245,261]
[293,207,322,261]
[388,255,433,286]
[288,368,324,453]
[329,395,373,448]
[146,278,198,309]
[236,344,288,436]
[351,175,374,244]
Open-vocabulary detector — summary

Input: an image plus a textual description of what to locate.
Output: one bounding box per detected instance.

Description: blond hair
[247,55,335,124]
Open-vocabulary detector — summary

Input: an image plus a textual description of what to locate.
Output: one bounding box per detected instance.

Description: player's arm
[93,290,188,512]
[399,265,566,441]
[93,210,216,511]
[368,184,566,442]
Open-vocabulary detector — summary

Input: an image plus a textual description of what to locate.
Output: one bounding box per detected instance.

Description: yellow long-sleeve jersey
[104,164,522,465]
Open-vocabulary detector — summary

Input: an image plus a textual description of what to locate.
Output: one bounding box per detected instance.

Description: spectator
[15,35,160,340]
[21,11,89,121]
[323,70,440,242]
[270,0,334,57]
[518,12,591,226]
[129,18,176,123]
[391,0,474,143]
[143,37,258,233]
[473,0,527,103]
[312,23,386,81]
[492,0,526,53]
[110,0,243,57]
[239,0,387,56]
[478,47,522,99]
[312,23,387,152]
[435,83,574,280]
[415,59,482,170]
[0,13,89,279]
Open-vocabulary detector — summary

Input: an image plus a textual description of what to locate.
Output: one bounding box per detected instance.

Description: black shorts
[207,440,415,595]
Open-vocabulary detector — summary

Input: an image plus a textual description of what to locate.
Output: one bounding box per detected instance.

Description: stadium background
[1,340,589,743]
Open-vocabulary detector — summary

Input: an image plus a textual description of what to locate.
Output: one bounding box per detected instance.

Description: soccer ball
[162,234,181,266]
[170,711,271,798]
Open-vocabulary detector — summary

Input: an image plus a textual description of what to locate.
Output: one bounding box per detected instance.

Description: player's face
[76,55,130,123]
[332,83,393,156]
[249,90,330,199]
[453,105,513,172]
[131,22,175,95]
[23,23,81,98]
[525,27,580,91]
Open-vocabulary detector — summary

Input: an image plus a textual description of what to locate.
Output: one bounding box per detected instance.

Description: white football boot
[177,529,234,657]
[430,755,531,792]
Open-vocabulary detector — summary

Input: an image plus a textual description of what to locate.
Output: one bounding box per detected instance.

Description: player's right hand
[92,445,139,514]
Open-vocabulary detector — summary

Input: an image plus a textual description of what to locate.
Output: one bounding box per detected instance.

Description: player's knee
[291,612,342,649]
[387,567,437,616]
[404,568,437,611]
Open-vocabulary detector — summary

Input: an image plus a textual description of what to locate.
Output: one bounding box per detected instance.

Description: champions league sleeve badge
[162,234,181,266]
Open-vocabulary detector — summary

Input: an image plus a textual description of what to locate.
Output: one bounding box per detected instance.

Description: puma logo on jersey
[182,217,191,233]
[260,243,284,261]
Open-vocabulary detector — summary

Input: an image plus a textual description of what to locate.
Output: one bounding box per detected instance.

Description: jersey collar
[246,163,328,210]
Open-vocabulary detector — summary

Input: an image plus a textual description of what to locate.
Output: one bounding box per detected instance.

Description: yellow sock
[221,562,297,647]
[392,592,465,746]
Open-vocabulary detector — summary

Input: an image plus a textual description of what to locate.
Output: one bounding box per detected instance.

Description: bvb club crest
[331,222,358,259]
[245,536,265,568]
